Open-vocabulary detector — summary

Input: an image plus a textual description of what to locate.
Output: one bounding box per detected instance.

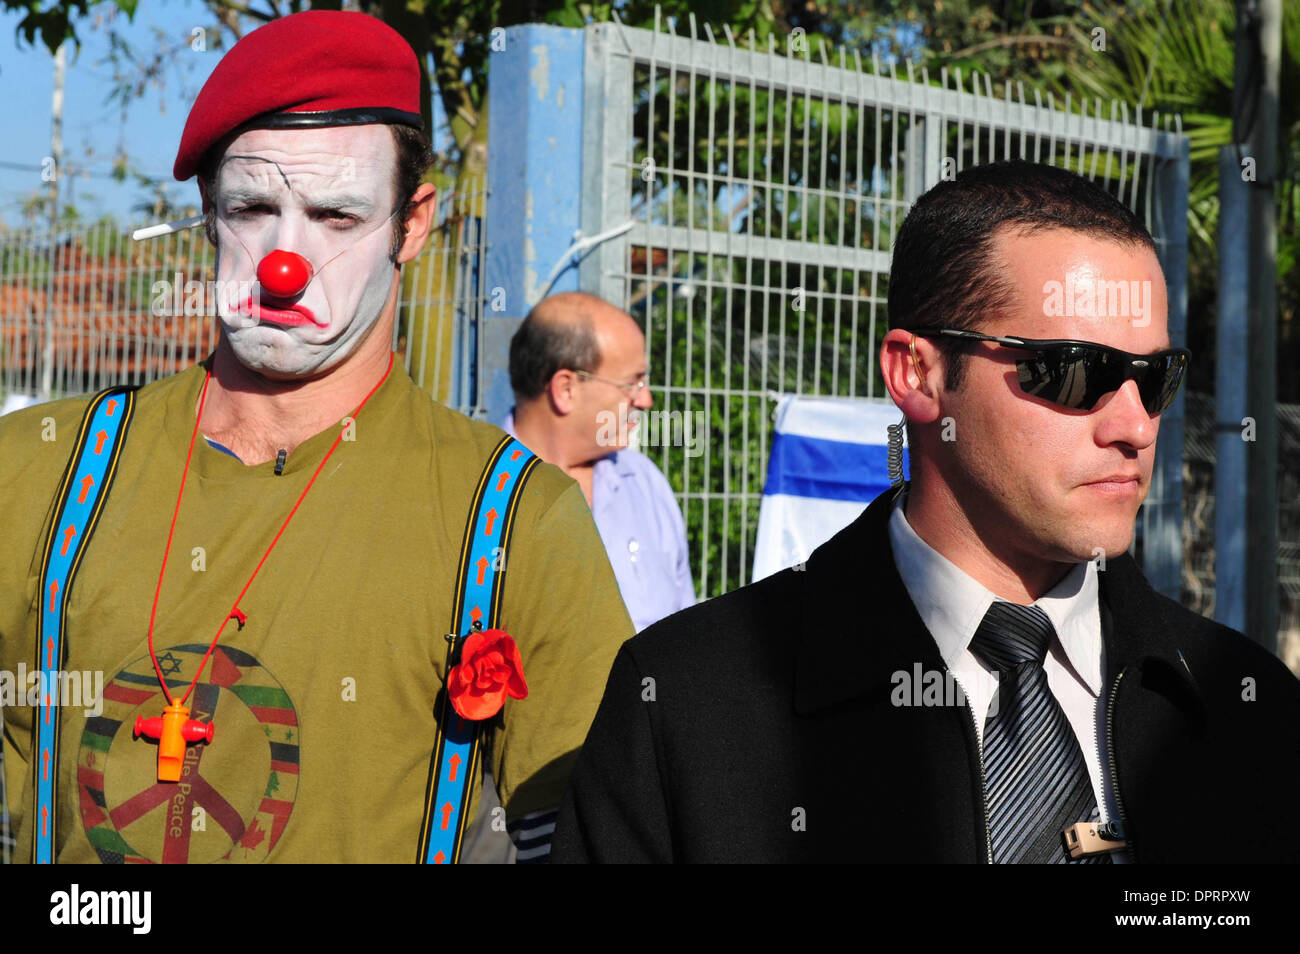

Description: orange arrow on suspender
[440,802,453,831]
[41,806,48,837]
[510,449,523,461]
[470,606,482,626]
[475,556,489,586]
[46,637,53,667]
[105,398,118,417]
[93,430,108,455]
[59,525,76,556]
[42,749,49,781]
[483,508,497,536]
[47,579,59,612]
[77,474,94,503]
[433,850,446,864]
[495,472,509,492]
[448,752,462,783]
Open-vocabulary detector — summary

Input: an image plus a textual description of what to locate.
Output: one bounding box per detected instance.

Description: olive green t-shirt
[0,357,635,863]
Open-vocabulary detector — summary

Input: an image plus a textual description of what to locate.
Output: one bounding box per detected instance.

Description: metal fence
[0,220,219,399]
[1182,392,1300,661]
[0,181,490,417]
[579,12,1190,599]
[402,182,490,418]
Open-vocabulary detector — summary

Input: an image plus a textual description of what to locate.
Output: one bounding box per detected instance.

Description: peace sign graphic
[78,643,300,864]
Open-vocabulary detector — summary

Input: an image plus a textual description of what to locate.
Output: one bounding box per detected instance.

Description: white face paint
[209,125,402,378]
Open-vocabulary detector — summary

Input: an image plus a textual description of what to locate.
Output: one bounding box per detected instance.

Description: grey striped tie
[970,601,1106,864]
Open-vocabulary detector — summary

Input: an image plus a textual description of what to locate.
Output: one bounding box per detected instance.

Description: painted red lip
[241,296,323,328]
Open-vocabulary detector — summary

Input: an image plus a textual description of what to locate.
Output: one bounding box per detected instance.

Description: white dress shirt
[887,492,1129,860]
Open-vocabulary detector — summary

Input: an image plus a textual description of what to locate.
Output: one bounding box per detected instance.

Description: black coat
[552,489,1300,863]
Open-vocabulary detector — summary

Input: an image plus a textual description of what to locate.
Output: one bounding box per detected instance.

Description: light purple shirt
[502,410,695,632]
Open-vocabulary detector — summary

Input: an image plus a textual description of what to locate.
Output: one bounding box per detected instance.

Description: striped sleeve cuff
[507,809,557,864]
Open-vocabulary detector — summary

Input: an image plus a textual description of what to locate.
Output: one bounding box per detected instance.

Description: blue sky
[0,1,222,226]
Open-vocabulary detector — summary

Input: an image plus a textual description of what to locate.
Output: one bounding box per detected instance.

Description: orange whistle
[134,703,214,782]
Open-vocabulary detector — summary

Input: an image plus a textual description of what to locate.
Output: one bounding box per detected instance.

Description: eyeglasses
[909,327,1190,414]
[573,369,650,396]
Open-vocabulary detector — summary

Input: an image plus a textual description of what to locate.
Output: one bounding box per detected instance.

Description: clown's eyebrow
[300,193,378,213]
[218,184,279,206]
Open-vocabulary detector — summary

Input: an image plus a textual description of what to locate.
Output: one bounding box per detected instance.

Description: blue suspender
[419,436,539,864]
[33,386,136,864]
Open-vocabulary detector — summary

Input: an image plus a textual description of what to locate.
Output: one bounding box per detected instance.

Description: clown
[204,127,416,380]
[0,10,635,865]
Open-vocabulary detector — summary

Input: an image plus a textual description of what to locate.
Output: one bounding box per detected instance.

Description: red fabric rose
[446,629,529,720]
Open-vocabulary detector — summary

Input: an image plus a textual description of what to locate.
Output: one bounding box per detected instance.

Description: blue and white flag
[751,395,909,582]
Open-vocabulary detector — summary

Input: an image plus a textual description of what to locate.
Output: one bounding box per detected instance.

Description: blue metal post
[1143,138,1190,601]
[484,24,586,426]
[1215,145,1249,632]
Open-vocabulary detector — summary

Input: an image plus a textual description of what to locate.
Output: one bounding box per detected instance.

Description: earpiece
[909,335,925,391]
[887,413,906,489]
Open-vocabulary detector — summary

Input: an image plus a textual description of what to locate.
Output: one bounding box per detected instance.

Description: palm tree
[1033,0,1297,398]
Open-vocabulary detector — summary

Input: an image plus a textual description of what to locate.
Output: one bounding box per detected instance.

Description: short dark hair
[887,160,1158,392]
[388,123,434,260]
[509,303,601,401]
[196,123,434,262]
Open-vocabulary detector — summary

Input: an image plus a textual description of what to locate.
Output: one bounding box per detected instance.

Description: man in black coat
[551,161,1300,863]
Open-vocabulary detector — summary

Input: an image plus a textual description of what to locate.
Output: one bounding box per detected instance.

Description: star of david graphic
[156,651,182,676]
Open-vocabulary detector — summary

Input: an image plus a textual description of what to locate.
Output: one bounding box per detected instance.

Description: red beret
[174,10,421,181]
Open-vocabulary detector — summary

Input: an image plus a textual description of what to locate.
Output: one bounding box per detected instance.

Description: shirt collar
[888,492,1102,693]
[606,444,639,477]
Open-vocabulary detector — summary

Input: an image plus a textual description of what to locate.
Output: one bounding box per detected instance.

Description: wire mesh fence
[0,220,219,400]
[399,181,490,417]
[1181,393,1300,660]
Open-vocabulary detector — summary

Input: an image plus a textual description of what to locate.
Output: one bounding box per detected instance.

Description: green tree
[2,0,136,52]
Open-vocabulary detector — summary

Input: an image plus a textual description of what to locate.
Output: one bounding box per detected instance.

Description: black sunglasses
[909,327,1190,414]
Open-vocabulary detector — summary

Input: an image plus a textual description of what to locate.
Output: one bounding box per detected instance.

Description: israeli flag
[751,395,909,582]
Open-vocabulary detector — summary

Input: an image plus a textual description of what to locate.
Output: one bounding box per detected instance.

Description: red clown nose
[256,250,314,299]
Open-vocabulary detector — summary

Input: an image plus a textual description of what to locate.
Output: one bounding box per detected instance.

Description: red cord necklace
[135,351,394,782]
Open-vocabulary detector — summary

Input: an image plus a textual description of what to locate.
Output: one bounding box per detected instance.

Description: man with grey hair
[505,292,695,632]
